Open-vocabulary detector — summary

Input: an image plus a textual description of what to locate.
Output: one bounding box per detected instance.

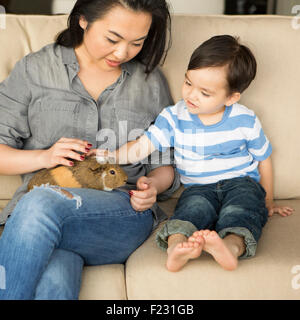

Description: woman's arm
[0,144,46,175]
[0,138,92,175]
[258,156,294,217]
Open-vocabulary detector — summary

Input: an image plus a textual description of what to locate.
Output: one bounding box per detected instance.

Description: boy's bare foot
[166,237,205,272]
[190,230,238,271]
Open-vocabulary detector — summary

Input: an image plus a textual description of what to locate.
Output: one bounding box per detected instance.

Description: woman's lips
[106,59,121,67]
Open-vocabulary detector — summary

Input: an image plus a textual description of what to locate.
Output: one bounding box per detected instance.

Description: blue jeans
[156,177,268,258]
[0,186,153,300]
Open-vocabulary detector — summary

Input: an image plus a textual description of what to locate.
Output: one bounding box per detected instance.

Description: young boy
[96,35,293,271]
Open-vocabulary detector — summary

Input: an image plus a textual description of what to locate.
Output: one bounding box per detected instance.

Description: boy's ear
[225,92,241,107]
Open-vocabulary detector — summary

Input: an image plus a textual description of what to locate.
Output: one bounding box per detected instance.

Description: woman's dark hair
[56,0,171,74]
[188,35,257,94]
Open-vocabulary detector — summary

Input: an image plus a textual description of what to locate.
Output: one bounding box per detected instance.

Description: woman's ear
[79,16,88,31]
[225,92,241,107]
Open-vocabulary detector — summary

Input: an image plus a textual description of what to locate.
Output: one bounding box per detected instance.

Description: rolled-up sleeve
[0,57,31,149]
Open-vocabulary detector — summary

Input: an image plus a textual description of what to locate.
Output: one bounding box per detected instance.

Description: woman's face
[78,5,152,71]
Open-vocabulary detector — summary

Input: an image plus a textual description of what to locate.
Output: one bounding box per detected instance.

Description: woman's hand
[38,137,93,169]
[266,200,294,217]
[129,176,158,212]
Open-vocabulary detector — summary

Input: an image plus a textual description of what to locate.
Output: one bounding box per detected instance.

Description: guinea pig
[27,156,128,192]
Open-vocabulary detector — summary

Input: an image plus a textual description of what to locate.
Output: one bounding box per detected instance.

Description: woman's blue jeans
[0,186,153,300]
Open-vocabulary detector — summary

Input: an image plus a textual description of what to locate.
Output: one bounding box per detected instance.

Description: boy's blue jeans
[0,186,153,300]
[156,177,268,258]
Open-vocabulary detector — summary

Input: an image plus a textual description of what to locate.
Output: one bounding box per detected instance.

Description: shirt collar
[61,45,78,68]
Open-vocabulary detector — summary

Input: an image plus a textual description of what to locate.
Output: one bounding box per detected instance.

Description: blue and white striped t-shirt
[144,100,272,187]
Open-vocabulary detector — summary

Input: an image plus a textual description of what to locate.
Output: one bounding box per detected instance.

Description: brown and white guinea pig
[27,156,128,192]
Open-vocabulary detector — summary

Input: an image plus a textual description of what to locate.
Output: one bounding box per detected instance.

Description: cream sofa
[0,14,300,300]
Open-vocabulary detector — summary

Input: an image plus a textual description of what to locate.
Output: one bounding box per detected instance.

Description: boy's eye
[185,80,192,86]
[202,92,210,97]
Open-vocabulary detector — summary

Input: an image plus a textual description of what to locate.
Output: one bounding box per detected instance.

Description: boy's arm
[258,156,294,217]
[97,134,156,164]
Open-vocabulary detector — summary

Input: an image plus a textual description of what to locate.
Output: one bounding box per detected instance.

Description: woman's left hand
[129,176,158,212]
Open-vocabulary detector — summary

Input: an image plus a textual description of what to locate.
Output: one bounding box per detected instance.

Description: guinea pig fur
[27,156,128,192]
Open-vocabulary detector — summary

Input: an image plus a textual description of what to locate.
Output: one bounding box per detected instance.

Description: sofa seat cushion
[125,200,300,300]
[79,264,126,300]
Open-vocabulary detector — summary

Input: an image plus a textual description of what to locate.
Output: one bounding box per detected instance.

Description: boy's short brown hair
[188,35,257,94]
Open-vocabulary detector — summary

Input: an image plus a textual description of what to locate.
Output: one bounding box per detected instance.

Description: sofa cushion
[125,199,300,300]
[79,264,127,300]
[0,176,22,201]
[0,14,68,82]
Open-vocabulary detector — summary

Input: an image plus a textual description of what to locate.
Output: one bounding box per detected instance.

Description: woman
[0,0,180,299]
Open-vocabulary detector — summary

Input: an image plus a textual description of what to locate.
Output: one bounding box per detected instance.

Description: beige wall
[168,0,224,14]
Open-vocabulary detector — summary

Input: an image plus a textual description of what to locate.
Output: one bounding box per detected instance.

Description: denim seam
[60,209,153,225]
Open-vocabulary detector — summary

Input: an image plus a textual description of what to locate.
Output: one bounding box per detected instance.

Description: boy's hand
[86,149,116,163]
[266,200,294,217]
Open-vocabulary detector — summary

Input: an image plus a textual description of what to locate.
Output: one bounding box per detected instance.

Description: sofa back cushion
[0,14,299,200]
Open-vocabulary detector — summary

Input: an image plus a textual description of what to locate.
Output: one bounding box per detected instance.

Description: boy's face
[182,66,240,116]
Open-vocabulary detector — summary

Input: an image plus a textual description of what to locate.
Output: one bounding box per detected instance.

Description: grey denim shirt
[0,44,181,226]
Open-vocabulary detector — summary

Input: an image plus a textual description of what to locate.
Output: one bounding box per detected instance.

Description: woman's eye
[107,38,117,44]
[202,92,210,97]
[132,43,142,47]
[185,80,191,86]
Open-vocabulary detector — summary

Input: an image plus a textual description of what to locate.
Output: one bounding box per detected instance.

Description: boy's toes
[188,235,196,242]
[190,241,200,248]
[202,229,211,237]
[192,231,202,238]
